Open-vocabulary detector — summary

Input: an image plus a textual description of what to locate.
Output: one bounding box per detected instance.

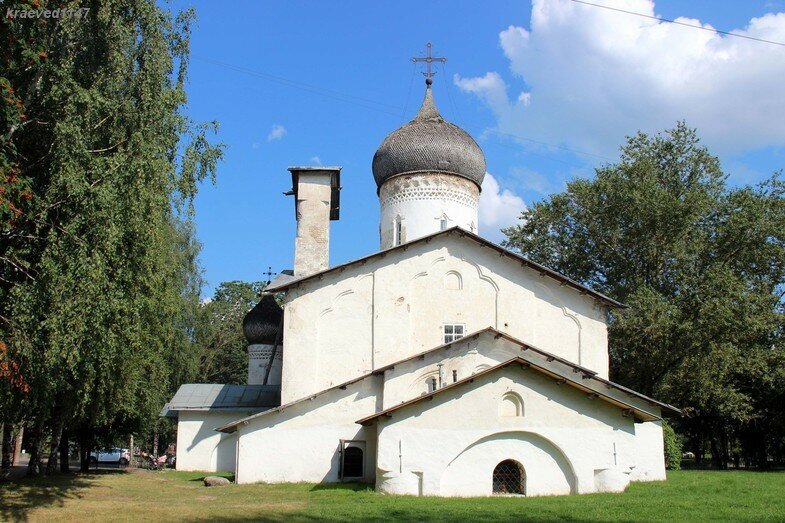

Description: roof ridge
[215,327,679,433]
[356,356,664,425]
[265,227,625,309]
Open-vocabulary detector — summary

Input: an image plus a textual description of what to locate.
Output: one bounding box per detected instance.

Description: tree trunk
[46,414,65,474]
[59,430,70,473]
[12,425,23,466]
[78,431,92,473]
[709,432,725,470]
[27,420,45,476]
[1,423,13,479]
[79,446,89,473]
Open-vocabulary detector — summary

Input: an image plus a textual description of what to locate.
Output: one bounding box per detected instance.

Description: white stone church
[163,79,680,497]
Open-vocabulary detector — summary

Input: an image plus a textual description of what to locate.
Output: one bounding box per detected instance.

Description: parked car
[90,447,130,465]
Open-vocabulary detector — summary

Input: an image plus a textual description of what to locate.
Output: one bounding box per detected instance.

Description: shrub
[662,420,682,470]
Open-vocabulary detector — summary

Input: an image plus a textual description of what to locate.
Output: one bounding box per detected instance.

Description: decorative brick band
[379,173,479,210]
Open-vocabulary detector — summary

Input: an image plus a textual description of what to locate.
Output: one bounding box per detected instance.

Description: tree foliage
[0,0,222,474]
[195,281,265,384]
[504,123,785,467]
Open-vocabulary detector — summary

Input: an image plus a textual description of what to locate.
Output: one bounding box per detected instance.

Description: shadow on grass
[309,482,372,492]
[0,469,124,521]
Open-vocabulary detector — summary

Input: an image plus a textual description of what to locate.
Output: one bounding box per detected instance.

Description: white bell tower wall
[379,172,479,249]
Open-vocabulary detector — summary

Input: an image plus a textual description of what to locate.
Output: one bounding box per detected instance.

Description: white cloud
[456,0,785,157]
[479,173,527,241]
[267,124,287,142]
[310,156,322,165]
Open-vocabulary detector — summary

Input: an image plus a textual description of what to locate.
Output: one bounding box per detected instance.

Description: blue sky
[166,0,785,297]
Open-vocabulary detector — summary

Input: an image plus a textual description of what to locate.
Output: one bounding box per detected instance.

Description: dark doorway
[492,459,525,495]
[343,446,363,478]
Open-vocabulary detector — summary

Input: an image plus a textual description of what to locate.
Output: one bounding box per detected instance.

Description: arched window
[493,460,525,495]
[393,216,403,246]
[499,392,524,417]
[343,446,363,478]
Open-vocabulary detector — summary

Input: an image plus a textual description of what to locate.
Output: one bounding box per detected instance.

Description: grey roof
[161,384,280,417]
[267,270,295,289]
[265,227,626,309]
[217,327,680,433]
[372,85,486,189]
[357,357,662,425]
[243,293,283,345]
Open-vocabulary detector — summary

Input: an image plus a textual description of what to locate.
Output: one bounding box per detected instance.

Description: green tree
[504,123,785,468]
[0,0,222,474]
[195,281,265,384]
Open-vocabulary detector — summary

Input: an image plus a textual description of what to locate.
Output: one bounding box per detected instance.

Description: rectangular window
[394,218,403,246]
[443,324,465,344]
[452,370,458,383]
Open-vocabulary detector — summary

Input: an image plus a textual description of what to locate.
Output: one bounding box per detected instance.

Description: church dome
[242,293,283,345]
[372,83,486,189]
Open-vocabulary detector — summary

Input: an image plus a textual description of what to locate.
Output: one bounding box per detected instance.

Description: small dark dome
[242,293,283,345]
[372,85,486,189]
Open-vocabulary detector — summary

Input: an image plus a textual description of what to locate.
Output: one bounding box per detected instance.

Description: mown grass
[1,469,784,521]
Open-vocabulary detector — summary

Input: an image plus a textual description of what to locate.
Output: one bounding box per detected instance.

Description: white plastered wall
[281,233,609,404]
[248,343,283,386]
[234,376,381,485]
[379,173,479,249]
[374,365,665,497]
[176,410,249,472]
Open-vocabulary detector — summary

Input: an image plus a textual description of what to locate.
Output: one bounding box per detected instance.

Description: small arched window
[393,216,403,246]
[499,392,524,417]
[493,460,525,495]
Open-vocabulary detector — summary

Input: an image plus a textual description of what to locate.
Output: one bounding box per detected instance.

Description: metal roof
[357,357,662,425]
[161,384,280,418]
[265,227,626,309]
[372,85,486,189]
[216,327,679,433]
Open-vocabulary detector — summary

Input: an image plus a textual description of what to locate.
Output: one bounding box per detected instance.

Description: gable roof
[161,384,280,418]
[265,227,626,309]
[216,327,679,432]
[357,357,661,425]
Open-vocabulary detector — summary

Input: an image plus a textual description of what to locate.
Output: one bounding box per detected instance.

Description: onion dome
[242,293,283,345]
[372,82,486,189]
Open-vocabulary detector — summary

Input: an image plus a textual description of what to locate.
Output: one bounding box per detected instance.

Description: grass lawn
[1,469,784,521]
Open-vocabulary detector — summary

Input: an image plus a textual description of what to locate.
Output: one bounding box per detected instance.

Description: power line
[194,57,402,116]
[194,56,612,163]
[570,0,785,48]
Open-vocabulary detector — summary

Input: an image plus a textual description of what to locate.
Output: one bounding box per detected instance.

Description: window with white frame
[443,324,465,344]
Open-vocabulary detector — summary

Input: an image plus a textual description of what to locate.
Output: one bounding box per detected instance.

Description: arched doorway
[492,459,525,495]
[343,446,364,478]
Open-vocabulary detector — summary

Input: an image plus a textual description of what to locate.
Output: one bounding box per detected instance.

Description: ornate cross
[262,266,275,284]
[411,42,447,83]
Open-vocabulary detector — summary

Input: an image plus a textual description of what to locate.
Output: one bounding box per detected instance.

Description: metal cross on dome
[262,266,275,285]
[411,42,447,84]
